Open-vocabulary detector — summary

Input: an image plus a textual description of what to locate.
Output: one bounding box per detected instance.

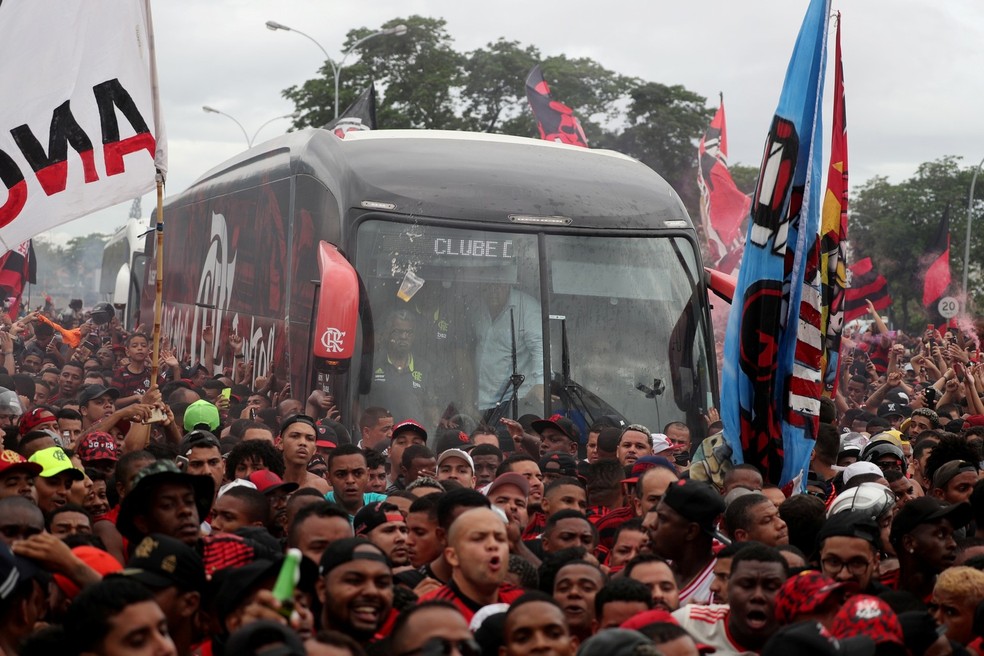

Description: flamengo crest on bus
[321,328,346,354]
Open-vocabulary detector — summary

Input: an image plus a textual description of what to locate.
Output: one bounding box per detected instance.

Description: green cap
[28,446,85,481]
[183,400,220,432]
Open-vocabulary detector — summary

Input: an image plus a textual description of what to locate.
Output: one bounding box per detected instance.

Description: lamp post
[266,21,407,118]
[202,106,296,148]
[963,155,984,305]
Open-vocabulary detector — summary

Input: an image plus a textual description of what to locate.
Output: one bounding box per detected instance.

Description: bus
[141,129,718,442]
[100,217,149,329]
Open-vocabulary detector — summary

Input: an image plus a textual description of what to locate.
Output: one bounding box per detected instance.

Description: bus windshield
[354,219,715,438]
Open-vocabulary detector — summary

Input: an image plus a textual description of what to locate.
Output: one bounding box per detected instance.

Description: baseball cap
[817,511,883,551]
[830,596,903,648]
[842,461,884,484]
[651,433,674,455]
[531,414,579,443]
[0,542,42,601]
[877,402,909,419]
[486,472,530,499]
[117,460,215,541]
[318,537,390,577]
[889,496,973,549]
[620,609,676,630]
[225,620,306,656]
[0,450,42,477]
[353,501,404,537]
[212,558,283,622]
[315,422,338,450]
[392,419,428,442]
[76,431,119,463]
[247,469,299,496]
[434,429,472,455]
[539,451,578,478]
[774,571,850,625]
[183,399,220,432]
[437,448,474,471]
[764,622,874,656]
[180,429,221,456]
[28,446,84,480]
[18,407,56,436]
[622,455,676,484]
[931,460,978,490]
[78,384,120,407]
[662,478,725,535]
[577,629,653,656]
[217,478,257,498]
[53,546,122,599]
[120,534,206,592]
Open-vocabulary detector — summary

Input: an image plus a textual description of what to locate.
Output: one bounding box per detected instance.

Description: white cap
[217,478,256,498]
[470,602,510,632]
[437,448,474,471]
[651,433,673,455]
[842,461,884,484]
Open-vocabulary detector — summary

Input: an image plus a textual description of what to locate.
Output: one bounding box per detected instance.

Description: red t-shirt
[418,578,524,624]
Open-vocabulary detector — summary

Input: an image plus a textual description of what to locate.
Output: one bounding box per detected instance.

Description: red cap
[76,432,119,462]
[831,595,903,646]
[774,570,849,624]
[53,547,123,599]
[0,449,42,476]
[18,408,56,436]
[246,469,299,495]
[620,609,677,629]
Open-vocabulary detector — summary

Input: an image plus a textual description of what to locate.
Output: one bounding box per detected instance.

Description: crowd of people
[0,301,980,656]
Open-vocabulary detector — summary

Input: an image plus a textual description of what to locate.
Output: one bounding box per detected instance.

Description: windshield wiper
[484,309,525,425]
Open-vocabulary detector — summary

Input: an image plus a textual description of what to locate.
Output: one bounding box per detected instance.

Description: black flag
[324,82,377,137]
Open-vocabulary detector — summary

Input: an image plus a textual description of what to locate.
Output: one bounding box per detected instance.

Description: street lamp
[202,106,297,148]
[963,155,984,305]
[266,20,407,118]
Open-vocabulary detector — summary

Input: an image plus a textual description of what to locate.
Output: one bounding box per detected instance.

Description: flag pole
[149,177,164,389]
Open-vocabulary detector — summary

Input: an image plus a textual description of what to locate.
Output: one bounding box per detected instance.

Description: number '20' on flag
[0,0,166,254]
[720,0,831,489]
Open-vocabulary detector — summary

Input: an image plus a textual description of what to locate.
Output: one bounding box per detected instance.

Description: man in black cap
[761,621,874,656]
[117,460,215,547]
[533,414,581,459]
[316,537,394,643]
[384,419,427,492]
[817,510,885,595]
[0,542,44,656]
[890,496,972,600]
[354,501,410,568]
[644,478,725,605]
[179,429,224,498]
[119,533,207,656]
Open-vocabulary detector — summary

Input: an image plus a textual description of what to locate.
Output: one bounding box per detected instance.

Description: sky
[42,0,984,244]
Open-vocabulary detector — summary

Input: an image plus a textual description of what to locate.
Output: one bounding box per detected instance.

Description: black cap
[434,428,473,455]
[180,429,221,456]
[353,502,403,537]
[212,558,282,622]
[120,533,206,591]
[762,621,874,656]
[889,497,973,549]
[539,451,579,477]
[663,478,725,534]
[225,620,305,656]
[318,537,389,577]
[817,511,883,552]
[279,413,318,436]
[898,612,946,656]
[0,542,41,601]
[78,384,120,406]
[577,629,653,656]
[877,402,910,419]
[531,414,580,443]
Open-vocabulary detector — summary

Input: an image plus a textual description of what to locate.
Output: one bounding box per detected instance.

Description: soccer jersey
[594,505,636,550]
[418,577,524,624]
[678,557,717,606]
[673,604,757,656]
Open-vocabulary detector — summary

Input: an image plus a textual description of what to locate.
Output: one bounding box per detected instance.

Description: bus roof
[177,129,693,230]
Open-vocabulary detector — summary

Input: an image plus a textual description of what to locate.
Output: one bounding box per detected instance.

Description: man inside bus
[474,282,544,418]
[367,309,428,427]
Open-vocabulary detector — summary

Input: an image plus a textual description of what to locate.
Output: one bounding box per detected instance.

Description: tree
[459,39,540,133]
[850,156,981,330]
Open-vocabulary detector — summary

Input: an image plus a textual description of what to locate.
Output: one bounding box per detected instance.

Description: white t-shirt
[672,604,758,656]
[679,557,717,605]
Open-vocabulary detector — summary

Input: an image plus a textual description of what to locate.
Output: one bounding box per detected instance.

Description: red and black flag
[525,64,588,148]
[697,94,752,275]
[0,239,36,316]
[843,257,891,323]
[921,205,951,308]
[324,82,377,138]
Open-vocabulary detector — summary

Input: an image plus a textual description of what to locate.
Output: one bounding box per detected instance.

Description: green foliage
[850,156,983,330]
[280,16,711,216]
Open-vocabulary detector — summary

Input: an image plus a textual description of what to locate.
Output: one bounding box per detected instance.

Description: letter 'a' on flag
[720,0,831,490]
[0,0,166,254]
[922,206,951,307]
[697,94,752,275]
[819,13,849,395]
[525,64,589,148]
